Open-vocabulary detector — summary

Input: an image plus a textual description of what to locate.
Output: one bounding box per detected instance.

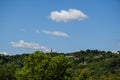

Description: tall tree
[15,51,72,80]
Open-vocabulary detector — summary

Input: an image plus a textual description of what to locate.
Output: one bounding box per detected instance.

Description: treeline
[0,50,120,80]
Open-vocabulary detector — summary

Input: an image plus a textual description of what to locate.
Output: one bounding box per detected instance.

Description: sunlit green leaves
[16,51,72,80]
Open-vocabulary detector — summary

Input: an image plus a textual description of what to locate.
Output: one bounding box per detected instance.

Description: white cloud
[42,30,69,37]
[10,40,51,52]
[0,52,8,55]
[20,29,26,32]
[49,9,88,22]
[35,29,40,33]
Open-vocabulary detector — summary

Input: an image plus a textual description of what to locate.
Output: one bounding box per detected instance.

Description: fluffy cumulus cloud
[0,52,8,55]
[42,30,69,37]
[49,9,88,22]
[10,40,51,52]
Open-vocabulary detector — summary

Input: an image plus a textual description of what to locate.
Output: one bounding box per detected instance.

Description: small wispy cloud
[10,40,51,52]
[20,29,26,32]
[35,29,40,33]
[42,30,69,37]
[49,9,88,22]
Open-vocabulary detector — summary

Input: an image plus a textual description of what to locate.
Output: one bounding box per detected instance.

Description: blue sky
[0,0,120,55]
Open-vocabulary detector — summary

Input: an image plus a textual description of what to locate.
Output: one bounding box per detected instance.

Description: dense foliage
[0,50,120,80]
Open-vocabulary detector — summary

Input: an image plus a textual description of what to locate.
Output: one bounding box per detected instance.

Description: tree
[0,65,17,80]
[74,68,91,80]
[15,51,72,80]
[46,55,72,80]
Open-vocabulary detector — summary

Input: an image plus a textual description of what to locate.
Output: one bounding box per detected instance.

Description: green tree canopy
[15,51,72,80]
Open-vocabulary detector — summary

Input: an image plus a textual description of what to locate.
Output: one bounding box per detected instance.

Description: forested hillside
[0,50,120,80]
